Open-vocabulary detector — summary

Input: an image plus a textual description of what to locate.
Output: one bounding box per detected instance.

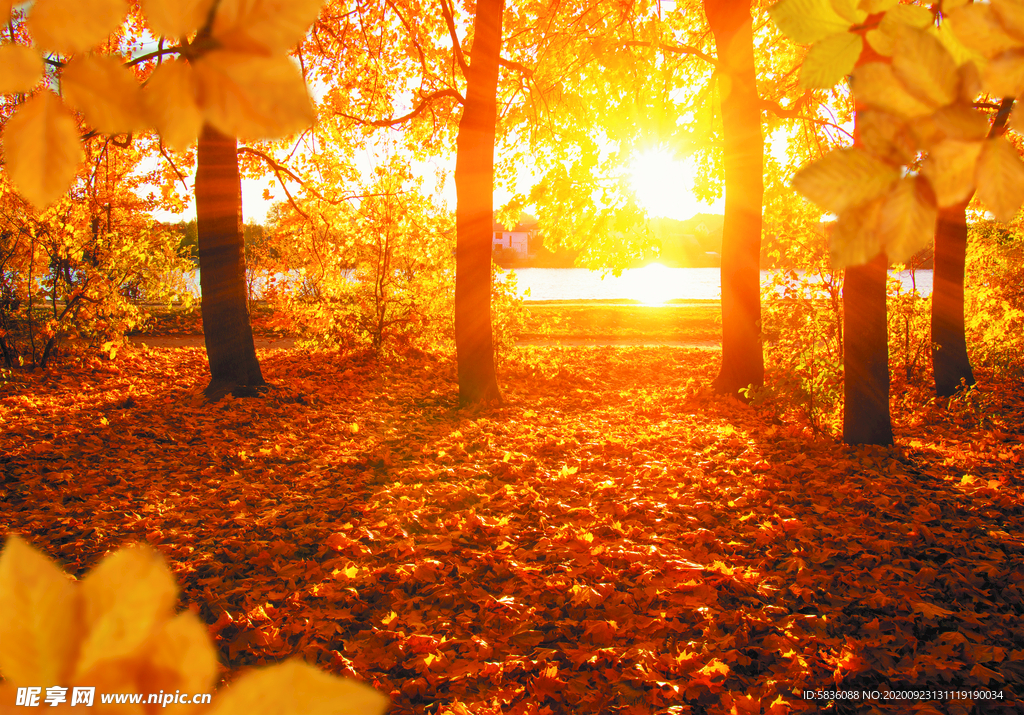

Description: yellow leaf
[830,197,884,268]
[768,0,850,44]
[851,62,935,118]
[28,0,128,55]
[857,0,897,13]
[213,0,324,54]
[921,139,983,207]
[141,0,215,39]
[1,91,83,209]
[62,54,147,134]
[792,147,899,214]
[1,0,11,20]
[982,50,1024,98]
[947,4,1022,60]
[880,4,934,31]
[830,0,866,24]
[892,26,958,107]
[144,59,203,150]
[976,137,1024,223]
[930,22,984,68]
[878,176,937,263]
[143,612,219,713]
[1010,101,1024,134]
[0,44,44,94]
[207,660,387,715]
[856,110,915,165]
[193,51,314,140]
[0,536,81,686]
[930,104,990,142]
[800,31,862,88]
[75,543,179,681]
[865,28,893,56]
[992,0,1024,40]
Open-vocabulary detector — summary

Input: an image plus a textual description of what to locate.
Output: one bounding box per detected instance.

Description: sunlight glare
[629,149,715,220]
[626,263,677,305]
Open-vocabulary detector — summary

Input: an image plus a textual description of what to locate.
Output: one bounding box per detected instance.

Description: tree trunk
[704,0,765,396]
[195,124,265,400]
[843,253,893,444]
[454,0,503,406]
[932,200,974,396]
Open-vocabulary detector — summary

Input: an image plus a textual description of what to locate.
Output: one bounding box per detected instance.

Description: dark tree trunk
[843,253,893,444]
[195,124,265,400]
[454,0,503,406]
[932,200,975,397]
[704,0,765,396]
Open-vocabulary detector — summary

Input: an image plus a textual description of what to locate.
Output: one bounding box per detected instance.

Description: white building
[492,216,537,259]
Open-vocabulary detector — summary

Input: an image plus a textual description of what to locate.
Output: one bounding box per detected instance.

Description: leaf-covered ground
[1,345,1023,715]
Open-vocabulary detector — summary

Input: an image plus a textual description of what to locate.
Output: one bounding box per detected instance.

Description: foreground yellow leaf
[62,55,147,134]
[921,138,982,207]
[207,660,388,715]
[141,0,215,39]
[0,536,80,687]
[891,26,958,107]
[144,59,204,150]
[1,91,83,209]
[0,44,44,94]
[830,196,884,268]
[213,0,324,54]
[768,0,849,44]
[799,31,861,89]
[194,51,314,139]
[792,147,899,215]
[28,0,129,55]
[851,62,935,119]
[877,176,937,263]
[976,137,1024,222]
[75,543,180,681]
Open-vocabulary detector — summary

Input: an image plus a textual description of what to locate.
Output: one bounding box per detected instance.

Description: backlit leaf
[830,196,884,268]
[193,51,314,140]
[0,535,81,686]
[976,137,1024,222]
[144,612,219,707]
[992,0,1024,40]
[921,139,983,206]
[892,26,958,107]
[1,91,83,209]
[982,49,1024,98]
[856,110,915,165]
[768,0,850,44]
[799,31,862,88]
[206,659,387,715]
[62,54,147,134]
[829,0,866,25]
[947,3,1022,59]
[75,543,179,680]
[931,104,989,142]
[141,0,215,39]
[851,62,935,118]
[857,0,896,12]
[144,59,203,150]
[877,176,937,263]
[1,0,11,20]
[0,44,43,94]
[27,0,128,55]
[213,0,324,54]
[792,147,899,214]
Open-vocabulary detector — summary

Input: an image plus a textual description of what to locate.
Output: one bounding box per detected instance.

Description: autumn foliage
[3,342,1023,713]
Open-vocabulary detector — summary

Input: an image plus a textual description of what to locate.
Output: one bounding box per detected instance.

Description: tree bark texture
[454,0,504,406]
[195,124,265,399]
[843,253,893,445]
[704,0,765,396]
[931,201,975,397]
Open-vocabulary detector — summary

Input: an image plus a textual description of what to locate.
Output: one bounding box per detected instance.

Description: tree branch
[988,97,1015,138]
[335,88,464,127]
[759,91,813,119]
[439,0,469,77]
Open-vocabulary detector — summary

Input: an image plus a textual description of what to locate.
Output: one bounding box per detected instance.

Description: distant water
[504,266,934,302]
[188,266,934,302]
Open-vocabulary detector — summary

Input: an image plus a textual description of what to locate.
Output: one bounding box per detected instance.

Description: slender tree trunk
[454,0,503,406]
[931,201,975,397]
[195,124,265,400]
[843,252,893,444]
[704,0,765,396]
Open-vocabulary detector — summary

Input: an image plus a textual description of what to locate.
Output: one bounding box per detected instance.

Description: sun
[629,148,718,220]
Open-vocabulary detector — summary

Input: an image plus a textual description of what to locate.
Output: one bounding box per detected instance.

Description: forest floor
[1,307,1023,715]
